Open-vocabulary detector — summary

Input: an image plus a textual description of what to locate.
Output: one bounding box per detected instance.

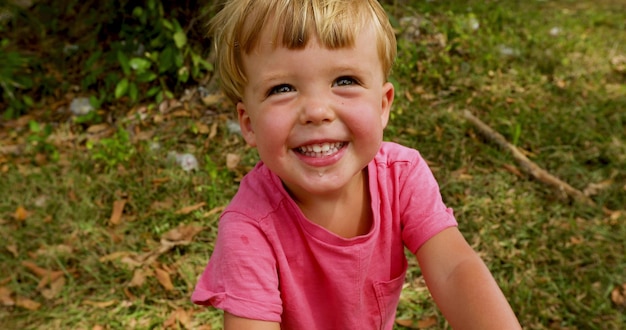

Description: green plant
[0,39,35,119]
[112,0,213,104]
[26,120,59,161]
[86,127,134,170]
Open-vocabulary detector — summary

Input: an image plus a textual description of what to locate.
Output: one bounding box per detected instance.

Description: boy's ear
[380,82,394,129]
[237,102,257,147]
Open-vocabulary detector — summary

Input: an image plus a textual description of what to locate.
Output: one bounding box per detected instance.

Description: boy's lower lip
[293,143,347,167]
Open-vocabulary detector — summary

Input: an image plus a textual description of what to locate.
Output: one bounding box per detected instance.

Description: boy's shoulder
[222,162,294,222]
[375,141,424,166]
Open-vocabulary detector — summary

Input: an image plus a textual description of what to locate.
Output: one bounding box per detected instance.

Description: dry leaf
[201,206,226,218]
[13,206,29,221]
[396,316,437,329]
[154,268,174,291]
[396,319,415,327]
[163,308,193,329]
[15,296,41,310]
[6,244,18,258]
[202,94,222,106]
[151,198,174,211]
[226,153,241,170]
[83,300,117,308]
[93,325,105,330]
[417,316,438,328]
[162,224,204,245]
[22,261,53,278]
[128,268,152,288]
[195,122,210,135]
[86,123,110,134]
[99,251,133,263]
[611,283,626,307]
[209,122,218,140]
[109,199,127,226]
[41,276,66,300]
[0,286,14,306]
[175,202,206,215]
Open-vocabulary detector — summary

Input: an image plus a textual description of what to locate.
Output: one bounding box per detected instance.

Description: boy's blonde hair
[209,0,397,103]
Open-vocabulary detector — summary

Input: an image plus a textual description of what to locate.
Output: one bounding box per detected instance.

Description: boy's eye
[333,76,358,87]
[268,84,295,95]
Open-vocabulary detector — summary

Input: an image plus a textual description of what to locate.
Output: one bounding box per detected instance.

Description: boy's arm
[415,227,522,329]
[224,312,280,330]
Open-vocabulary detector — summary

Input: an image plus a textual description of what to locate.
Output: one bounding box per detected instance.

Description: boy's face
[237,25,394,201]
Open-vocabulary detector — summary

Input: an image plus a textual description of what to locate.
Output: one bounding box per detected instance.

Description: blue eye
[334,76,357,87]
[269,84,295,95]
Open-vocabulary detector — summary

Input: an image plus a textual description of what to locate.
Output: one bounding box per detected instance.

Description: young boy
[192,0,522,329]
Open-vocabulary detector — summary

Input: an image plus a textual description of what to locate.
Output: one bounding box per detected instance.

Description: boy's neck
[290,169,372,238]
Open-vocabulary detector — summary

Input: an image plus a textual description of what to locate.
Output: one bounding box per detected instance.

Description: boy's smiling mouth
[296,142,346,158]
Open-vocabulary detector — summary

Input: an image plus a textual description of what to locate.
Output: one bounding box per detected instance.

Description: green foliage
[86,127,134,171]
[0,0,213,118]
[0,38,35,119]
[27,120,59,161]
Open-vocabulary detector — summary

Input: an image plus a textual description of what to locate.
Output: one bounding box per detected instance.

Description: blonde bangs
[210,0,396,103]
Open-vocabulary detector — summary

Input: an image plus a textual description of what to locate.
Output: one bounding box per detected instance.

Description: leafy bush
[0,0,214,119]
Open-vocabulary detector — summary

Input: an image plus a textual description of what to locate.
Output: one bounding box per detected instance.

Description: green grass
[1,1,625,329]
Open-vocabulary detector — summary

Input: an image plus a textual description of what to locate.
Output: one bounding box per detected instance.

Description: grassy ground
[1,1,625,329]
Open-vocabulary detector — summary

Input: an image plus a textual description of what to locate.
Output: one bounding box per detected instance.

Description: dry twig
[462,109,596,207]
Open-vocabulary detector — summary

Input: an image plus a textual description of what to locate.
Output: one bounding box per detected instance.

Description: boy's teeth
[297,142,343,157]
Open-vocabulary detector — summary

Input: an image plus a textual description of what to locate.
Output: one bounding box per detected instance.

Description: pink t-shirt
[192,142,457,329]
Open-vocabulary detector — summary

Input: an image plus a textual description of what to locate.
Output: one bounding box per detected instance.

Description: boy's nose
[299,98,336,125]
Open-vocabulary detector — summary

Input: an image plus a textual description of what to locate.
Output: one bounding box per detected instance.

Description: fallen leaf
[201,206,226,218]
[41,276,65,300]
[195,122,210,135]
[395,316,437,329]
[21,261,67,289]
[6,244,18,257]
[0,286,14,306]
[417,316,438,328]
[86,123,110,134]
[209,122,218,140]
[15,296,41,310]
[93,325,105,330]
[123,287,137,301]
[154,268,174,291]
[202,94,222,106]
[128,268,152,287]
[226,153,241,170]
[13,206,29,221]
[99,251,133,263]
[175,202,205,215]
[161,224,204,245]
[396,319,414,327]
[611,283,626,307]
[21,261,53,278]
[83,300,117,308]
[150,198,174,211]
[109,199,127,226]
[163,308,193,329]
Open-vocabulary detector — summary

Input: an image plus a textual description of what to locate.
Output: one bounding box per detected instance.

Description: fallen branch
[462,109,596,207]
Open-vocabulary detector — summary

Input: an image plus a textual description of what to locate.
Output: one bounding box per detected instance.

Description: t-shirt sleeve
[399,153,458,254]
[191,212,283,322]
